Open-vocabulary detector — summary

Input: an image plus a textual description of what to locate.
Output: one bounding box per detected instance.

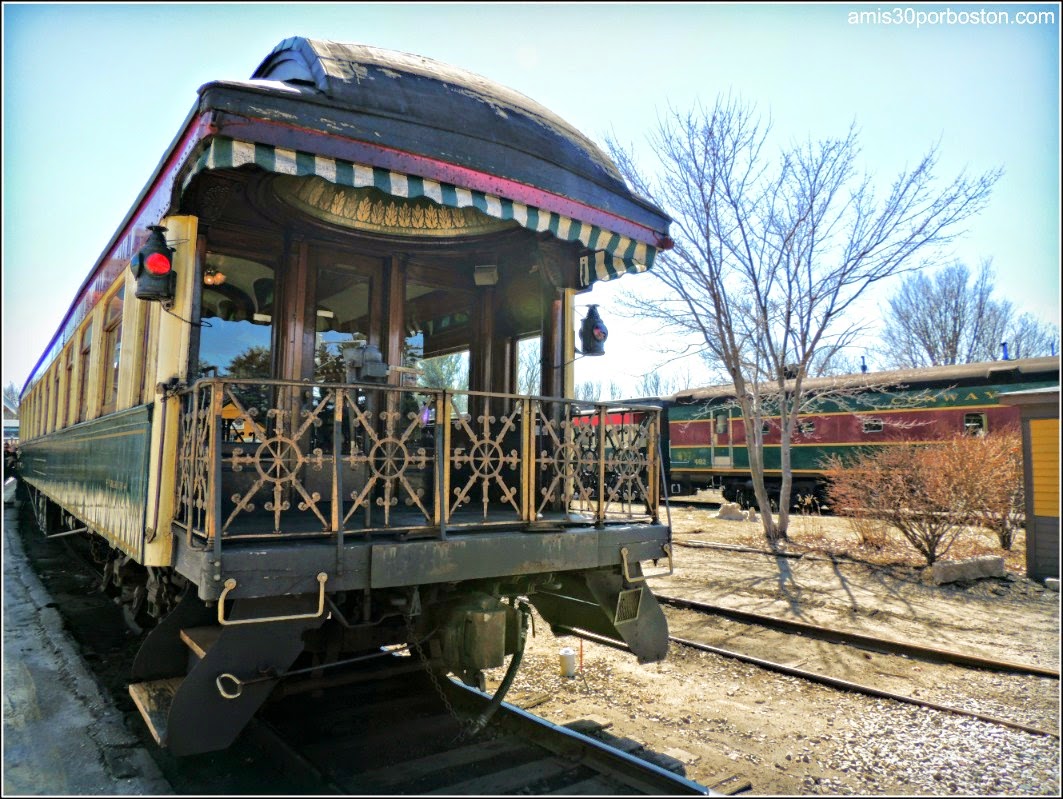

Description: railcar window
[405,278,472,413]
[964,412,987,436]
[413,350,470,391]
[51,369,61,431]
[41,378,51,434]
[101,287,124,416]
[516,335,541,395]
[77,321,93,423]
[716,413,728,434]
[862,418,884,433]
[198,254,275,379]
[62,353,73,428]
[313,263,372,382]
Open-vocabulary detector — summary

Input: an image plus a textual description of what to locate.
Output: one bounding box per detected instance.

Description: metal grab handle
[217,572,329,626]
[620,544,673,583]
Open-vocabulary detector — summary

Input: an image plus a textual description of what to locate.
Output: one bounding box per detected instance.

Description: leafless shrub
[845,513,892,549]
[948,428,1025,550]
[826,440,982,566]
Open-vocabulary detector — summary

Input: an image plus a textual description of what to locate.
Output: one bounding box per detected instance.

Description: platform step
[129,677,183,745]
[180,625,223,659]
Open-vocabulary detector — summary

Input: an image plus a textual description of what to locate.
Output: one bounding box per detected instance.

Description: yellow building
[1000,385,1060,581]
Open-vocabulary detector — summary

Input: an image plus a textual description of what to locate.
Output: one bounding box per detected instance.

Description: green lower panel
[19,405,153,559]
[670,444,894,475]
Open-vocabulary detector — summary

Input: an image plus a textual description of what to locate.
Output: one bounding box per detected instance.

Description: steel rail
[553,627,1058,739]
[249,662,716,795]
[669,635,1059,739]
[443,680,715,795]
[656,594,1060,679]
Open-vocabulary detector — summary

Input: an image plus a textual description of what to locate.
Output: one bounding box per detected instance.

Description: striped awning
[181,137,656,286]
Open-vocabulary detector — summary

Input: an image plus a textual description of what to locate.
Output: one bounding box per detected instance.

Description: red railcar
[661,357,1060,505]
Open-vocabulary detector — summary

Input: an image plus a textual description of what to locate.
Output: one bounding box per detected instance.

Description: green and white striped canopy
[182,137,656,286]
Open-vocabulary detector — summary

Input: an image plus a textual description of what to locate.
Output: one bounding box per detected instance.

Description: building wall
[1026,415,1060,581]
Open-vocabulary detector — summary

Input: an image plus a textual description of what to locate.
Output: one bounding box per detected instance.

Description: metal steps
[128,624,223,747]
[128,677,183,745]
[128,594,327,756]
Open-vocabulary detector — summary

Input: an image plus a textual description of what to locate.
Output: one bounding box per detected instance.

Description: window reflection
[101,286,124,415]
[199,253,275,442]
[406,279,471,416]
[314,264,371,383]
[198,253,274,379]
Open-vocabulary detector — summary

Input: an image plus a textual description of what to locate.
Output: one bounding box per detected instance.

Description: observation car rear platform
[17,38,674,755]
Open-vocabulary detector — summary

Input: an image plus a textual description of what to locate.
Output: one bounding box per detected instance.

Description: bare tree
[3,382,19,409]
[879,260,1058,366]
[517,337,541,395]
[574,381,601,402]
[634,371,682,398]
[1004,313,1059,361]
[608,96,1000,543]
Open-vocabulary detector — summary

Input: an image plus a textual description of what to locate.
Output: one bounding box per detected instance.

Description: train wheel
[120,583,150,635]
[101,551,160,635]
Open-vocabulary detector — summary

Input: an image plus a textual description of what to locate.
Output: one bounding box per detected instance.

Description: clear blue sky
[3,2,1060,398]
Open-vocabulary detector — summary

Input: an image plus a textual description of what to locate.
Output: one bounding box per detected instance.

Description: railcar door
[711,407,733,467]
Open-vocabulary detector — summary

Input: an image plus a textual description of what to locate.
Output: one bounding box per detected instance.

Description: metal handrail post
[211,381,224,579]
[438,390,450,538]
[333,387,344,572]
[596,404,606,527]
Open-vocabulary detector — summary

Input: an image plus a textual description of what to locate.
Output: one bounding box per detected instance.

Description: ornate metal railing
[173,378,660,543]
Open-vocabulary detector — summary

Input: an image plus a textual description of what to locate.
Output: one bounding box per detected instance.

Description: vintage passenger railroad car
[663,357,1060,505]
[16,38,675,755]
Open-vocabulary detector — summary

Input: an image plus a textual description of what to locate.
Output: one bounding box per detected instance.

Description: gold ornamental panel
[270,175,517,237]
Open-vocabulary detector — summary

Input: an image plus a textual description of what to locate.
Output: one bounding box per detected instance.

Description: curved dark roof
[224,37,668,236]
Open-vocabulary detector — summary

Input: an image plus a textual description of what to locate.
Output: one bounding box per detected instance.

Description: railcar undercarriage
[125,562,667,754]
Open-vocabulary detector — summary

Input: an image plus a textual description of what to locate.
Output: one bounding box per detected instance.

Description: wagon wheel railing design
[535,403,598,516]
[341,389,433,528]
[173,378,662,540]
[601,415,652,513]
[449,397,522,520]
[226,388,331,534]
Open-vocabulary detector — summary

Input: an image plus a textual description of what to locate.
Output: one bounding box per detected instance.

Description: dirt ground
[484,496,1061,795]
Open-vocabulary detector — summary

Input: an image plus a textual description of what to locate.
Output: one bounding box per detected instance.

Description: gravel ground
[484,506,1061,795]
[489,611,1060,796]
[839,704,1061,796]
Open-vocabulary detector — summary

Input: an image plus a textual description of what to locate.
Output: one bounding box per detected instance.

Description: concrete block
[931,556,1006,585]
[1045,578,1060,592]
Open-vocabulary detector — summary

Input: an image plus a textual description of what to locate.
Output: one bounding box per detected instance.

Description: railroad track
[656,594,1060,679]
[651,594,1059,739]
[249,659,714,795]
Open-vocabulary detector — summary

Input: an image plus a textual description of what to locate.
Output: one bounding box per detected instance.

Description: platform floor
[2,478,172,795]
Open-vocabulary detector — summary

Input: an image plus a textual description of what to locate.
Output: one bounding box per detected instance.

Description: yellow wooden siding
[1030,418,1060,518]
